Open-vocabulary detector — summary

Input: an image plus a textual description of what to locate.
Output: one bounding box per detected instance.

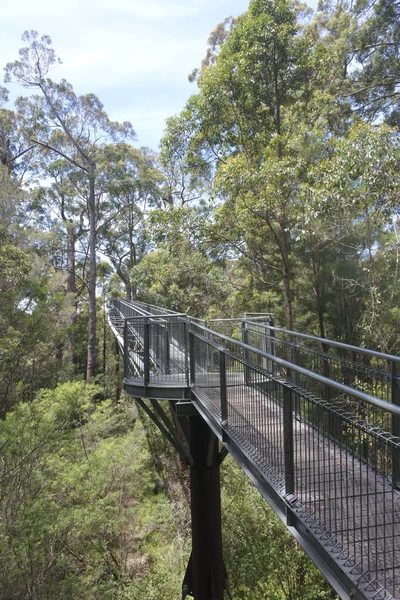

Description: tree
[166,0,318,329]
[133,229,230,317]
[0,88,39,179]
[0,163,77,410]
[29,157,89,368]
[159,110,213,208]
[299,121,400,350]
[5,31,136,379]
[351,0,400,125]
[98,144,163,300]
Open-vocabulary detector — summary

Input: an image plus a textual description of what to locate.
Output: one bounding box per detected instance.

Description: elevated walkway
[108,298,400,600]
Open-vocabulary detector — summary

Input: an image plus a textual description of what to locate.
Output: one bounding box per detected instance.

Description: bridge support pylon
[182,414,225,600]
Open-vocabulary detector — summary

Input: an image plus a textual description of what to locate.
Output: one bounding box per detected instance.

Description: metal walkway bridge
[107,298,400,600]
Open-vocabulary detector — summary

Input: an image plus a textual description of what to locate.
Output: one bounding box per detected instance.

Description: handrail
[190,325,400,417]
[115,299,205,324]
[124,313,188,320]
[245,320,400,363]
[209,316,272,323]
[126,299,179,315]
[113,299,152,317]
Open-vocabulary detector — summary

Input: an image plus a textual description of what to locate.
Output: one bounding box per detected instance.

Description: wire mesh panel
[225,349,286,491]
[148,317,188,384]
[191,332,222,419]
[245,321,398,407]
[290,382,400,599]
[189,325,400,599]
[123,317,145,380]
[208,318,244,340]
[121,315,189,385]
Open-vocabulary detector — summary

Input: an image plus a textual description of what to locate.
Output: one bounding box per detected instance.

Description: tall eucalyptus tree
[5,31,136,379]
[165,0,316,329]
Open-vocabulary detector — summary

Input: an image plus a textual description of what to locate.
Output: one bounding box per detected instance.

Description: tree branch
[31,139,89,172]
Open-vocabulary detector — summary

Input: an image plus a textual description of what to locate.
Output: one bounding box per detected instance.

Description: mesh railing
[189,326,400,599]
[244,321,398,407]
[123,315,189,385]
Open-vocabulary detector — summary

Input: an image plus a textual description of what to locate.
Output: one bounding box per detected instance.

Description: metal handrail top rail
[125,313,188,321]
[245,312,275,317]
[209,318,266,323]
[113,299,152,318]
[245,320,400,363]
[120,300,205,324]
[190,326,400,417]
[122,299,181,316]
[209,316,273,323]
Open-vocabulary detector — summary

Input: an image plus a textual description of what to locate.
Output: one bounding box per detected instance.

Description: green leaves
[222,458,338,599]
[303,121,400,221]
[0,382,189,599]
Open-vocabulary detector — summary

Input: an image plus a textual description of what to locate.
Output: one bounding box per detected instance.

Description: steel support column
[186,415,224,600]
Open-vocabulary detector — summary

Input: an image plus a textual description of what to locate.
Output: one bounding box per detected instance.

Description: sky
[2,0,317,151]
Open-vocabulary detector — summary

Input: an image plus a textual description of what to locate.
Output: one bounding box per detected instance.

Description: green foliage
[351,0,400,124]
[221,458,338,600]
[0,382,190,599]
[0,175,77,410]
[134,239,230,318]
[154,0,400,348]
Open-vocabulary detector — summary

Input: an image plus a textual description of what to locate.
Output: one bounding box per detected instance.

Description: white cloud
[1,0,319,149]
[97,0,207,19]
[1,0,207,20]
[2,0,83,18]
[60,33,202,86]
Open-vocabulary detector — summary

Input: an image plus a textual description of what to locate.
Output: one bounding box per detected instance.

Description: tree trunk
[280,221,293,331]
[86,161,97,381]
[66,227,78,366]
[116,265,132,301]
[114,337,121,404]
[311,257,329,355]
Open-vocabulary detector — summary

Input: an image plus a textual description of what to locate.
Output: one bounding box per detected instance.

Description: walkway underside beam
[135,398,193,465]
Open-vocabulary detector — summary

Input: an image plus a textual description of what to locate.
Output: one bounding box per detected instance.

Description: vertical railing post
[261,328,267,372]
[283,383,295,506]
[124,319,129,378]
[270,316,276,375]
[293,345,300,385]
[144,318,150,387]
[184,319,189,385]
[293,345,301,415]
[392,361,400,489]
[219,349,228,439]
[242,320,250,386]
[164,323,171,375]
[189,330,196,385]
[205,321,212,372]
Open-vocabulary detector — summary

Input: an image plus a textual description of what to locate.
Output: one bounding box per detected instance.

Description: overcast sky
[2,0,317,151]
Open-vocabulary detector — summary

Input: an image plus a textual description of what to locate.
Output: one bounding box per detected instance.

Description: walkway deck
[194,379,400,598]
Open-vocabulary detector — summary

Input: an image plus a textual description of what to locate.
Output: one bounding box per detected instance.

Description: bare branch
[31,139,89,172]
